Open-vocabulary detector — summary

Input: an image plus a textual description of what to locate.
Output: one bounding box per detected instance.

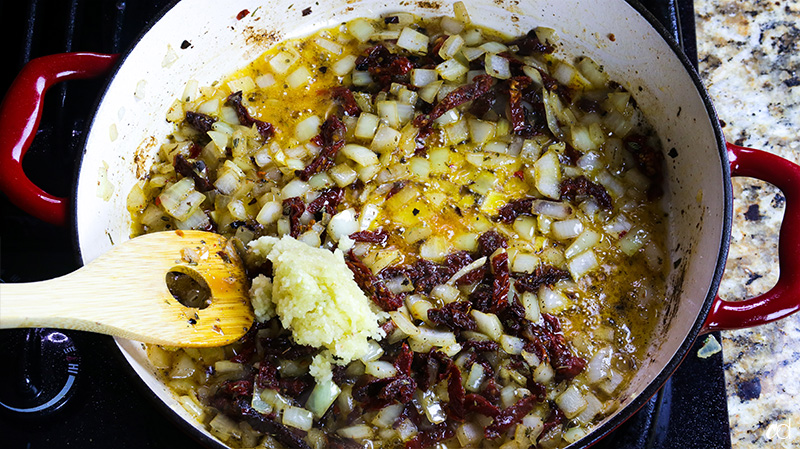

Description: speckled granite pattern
[695,0,800,447]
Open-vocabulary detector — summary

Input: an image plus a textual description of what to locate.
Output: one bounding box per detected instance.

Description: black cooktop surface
[0,1,728,448]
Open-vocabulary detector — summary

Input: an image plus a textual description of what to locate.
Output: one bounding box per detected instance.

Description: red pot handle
[703,142,800,332]
[0,52,119,226]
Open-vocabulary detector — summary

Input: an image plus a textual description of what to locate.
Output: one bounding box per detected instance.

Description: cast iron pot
[2,0,800,447]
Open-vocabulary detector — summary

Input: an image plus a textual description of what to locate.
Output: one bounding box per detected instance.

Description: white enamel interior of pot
[74,0,726,446]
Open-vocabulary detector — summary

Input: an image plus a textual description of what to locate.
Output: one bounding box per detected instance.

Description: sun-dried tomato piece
[349,229,389,245]
[477,230,508,258]
[384,251,475,294]
[354,375,417,411]
[296,116,346,181]
[484,394,541,439]
[542,314,587,381]
[509,29,555,55]
[394,342,413,376]
[255,356,280,389]
[540,406,567,441]
[356,45,414,90]
[469,89,497,117]
[462,339,500,352]
[185,111,217,133]
[413,74,494,128]
[490,251,510,313]
[562,143,583,166]
[226,91,274,139]
[428,301,477,331]
[560,175,613,209]
[537,68,573,103]
[307,187,344,216]
[496,198,534,223]
[513,264,571,293]
[173,154,214,192]
[346,253,403,311]
[282,197,306,238]
[330,86,361,116]
[508,75,534,135]
[446,363,466,421]
[464,393,500,418]
[405,423,455,449]
[576,97,602,113]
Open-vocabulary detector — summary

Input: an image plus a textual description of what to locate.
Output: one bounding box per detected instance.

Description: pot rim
[69,0,733,447]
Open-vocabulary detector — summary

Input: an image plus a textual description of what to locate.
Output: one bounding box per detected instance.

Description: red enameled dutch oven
[2,0,800,447]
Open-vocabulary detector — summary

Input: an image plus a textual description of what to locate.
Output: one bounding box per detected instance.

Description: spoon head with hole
[99,230,254,347]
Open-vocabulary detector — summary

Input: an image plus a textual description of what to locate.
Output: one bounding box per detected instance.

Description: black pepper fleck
[180,40,192,49]
[668,148,679,158]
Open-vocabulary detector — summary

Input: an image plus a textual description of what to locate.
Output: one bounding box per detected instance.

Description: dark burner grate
[0,1,729,448]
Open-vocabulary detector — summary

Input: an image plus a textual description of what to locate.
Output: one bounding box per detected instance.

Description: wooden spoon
[0,230,253,347]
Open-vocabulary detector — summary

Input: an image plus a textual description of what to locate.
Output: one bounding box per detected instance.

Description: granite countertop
[695,0,800,446]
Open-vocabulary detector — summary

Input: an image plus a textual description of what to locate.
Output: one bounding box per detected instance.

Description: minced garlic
[248,236,386,377]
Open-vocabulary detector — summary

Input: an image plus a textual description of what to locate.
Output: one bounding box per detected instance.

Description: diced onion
[307,379,341,418]
[327,208,359,242]
[471,310,503,341]
[556,385,588,419]
[539,286,570,314]
[282,406,314,431]
[342,143,380,166]
[568,249,600,279]
[397,27,429,53]
[484,53,511,79]
[533,150,562,199]
[364,360,399,378]
[295,115,322,142]
[586,346,613,384]
[436,58,468,81]
[551,218,584,240]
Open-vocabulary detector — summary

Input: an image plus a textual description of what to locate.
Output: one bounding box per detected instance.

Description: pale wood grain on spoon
[0,230,254,347]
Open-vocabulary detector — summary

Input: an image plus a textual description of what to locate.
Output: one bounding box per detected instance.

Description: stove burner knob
[0,329,80,417]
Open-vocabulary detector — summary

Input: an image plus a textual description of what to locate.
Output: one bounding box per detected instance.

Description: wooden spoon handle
[0,231,253,347]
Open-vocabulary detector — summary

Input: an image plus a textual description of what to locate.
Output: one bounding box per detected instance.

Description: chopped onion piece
[332,54,357,76]
[556,385,587,419]
[397,27,429,53]
[568,249,600,279]
[471,310,503,341]
[342,143,380,166]
[551,218,584,240]
[439,34,465,59]
[307,379,341,418]
[520,291,541,322]
[364,360,398,378]
[347,19,375,43]
[268,49,299,74]
[436,58,468,81]
[295,115,322,142]
[539,286,570,314]
[446,256,487,285]
[327,208,359,242]
[565,229,602,259]
[484,53,511,79]
[282,406,313,431]
[286,66,313,89]
[337,424,374,440]
[586,346,613,384]
[533,150,562,199]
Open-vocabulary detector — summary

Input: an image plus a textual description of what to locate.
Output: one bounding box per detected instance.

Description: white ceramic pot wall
[71,0,728,447]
